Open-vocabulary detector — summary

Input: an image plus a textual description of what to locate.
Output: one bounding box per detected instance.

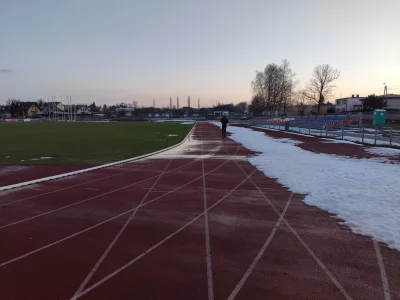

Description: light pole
[383,83,387,109]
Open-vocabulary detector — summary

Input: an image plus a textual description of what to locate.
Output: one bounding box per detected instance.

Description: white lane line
[0,162,157,207]
[250,177,353,300]
[0,149,240,268]
[0,160,197,230]
[374,241,392,300]
[201,126,214,300]
[228,151,354,300]
[70,169,257,300]
[73,160,173,296]
[227,193,293,300]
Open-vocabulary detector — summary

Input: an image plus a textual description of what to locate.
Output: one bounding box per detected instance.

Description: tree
[235,102,248,115]
[303,64,340,114]
[294,91,308,116]
[6,98,20,117]
[250,95,265,116]
[361,94,386,110]
[251,59,296,115]
[37,99,45,109]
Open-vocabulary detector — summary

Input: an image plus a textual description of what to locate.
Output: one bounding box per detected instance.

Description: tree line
[250,60,340,116]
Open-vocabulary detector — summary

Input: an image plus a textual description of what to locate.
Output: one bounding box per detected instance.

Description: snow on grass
[181,121,195,125]
[365,147,400,157]
[224,125,400,251]
[30,157,53,161]
[167,134,179,137]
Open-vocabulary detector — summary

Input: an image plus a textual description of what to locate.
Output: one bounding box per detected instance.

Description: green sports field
[0,121,194,165]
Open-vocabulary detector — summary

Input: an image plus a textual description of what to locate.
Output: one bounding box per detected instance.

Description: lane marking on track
[70,169,257,300]
[218,138,354,300]
[0,160,197,230]
[0,144,241,268]
[374,241,392,300]
[73,160,173,297]
[227,193,293,300]
[245,169,354,300]
[0,161,158,207]
[200,126,214,300]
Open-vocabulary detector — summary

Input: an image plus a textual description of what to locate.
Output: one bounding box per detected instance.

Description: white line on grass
[374,241,392,300]
[73,160,173,296]
[70,169,257,300]
[0,124,196,192]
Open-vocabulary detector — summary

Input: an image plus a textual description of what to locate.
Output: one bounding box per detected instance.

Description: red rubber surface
[0,123,399,300]
[0,165,96,186]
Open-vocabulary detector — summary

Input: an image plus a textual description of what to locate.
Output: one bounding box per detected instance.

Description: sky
[1,0,399,107]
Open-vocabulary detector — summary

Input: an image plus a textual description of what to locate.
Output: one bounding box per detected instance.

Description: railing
[231,116,400,148]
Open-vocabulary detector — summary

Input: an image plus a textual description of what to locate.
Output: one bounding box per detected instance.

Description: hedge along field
[0,121,194,164]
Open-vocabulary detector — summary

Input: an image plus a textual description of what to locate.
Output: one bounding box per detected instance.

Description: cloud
[0,69,13,73]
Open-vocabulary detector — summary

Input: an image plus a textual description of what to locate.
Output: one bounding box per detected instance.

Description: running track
[0,123,399,300]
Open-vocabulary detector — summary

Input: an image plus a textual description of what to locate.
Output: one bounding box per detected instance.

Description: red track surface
[0,123,399,300]
[0,165,95,186]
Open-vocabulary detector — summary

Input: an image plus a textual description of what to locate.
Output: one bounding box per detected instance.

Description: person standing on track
[221,115,229,136]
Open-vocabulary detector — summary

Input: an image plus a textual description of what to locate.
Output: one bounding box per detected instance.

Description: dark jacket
[221,116,229,125]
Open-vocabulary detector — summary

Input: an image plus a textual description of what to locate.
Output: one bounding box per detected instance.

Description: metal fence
[231,116,400,148]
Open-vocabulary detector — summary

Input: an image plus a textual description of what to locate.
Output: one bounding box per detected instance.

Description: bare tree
[251,59,297,115]
[294,91,309,116]
[303,64,340,114]
[234,101,248,115]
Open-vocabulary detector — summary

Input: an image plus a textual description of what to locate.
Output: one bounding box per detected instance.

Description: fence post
[390,127,393,147]
[374,127,377,145]
[362,127,364,144]
[341,125,344,140]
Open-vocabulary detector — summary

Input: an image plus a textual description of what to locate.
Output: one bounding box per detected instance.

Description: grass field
[0,122,194,165]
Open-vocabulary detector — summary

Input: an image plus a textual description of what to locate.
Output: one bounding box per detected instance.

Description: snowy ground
[213,123,400,251]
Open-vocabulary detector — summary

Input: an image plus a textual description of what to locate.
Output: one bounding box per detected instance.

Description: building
[0,106,11,118]
[15,102,41,118]
[382,94,400,110]
[76,106,93,115]
[335,94,364,113]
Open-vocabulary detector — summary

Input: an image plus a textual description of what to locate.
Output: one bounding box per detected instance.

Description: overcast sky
[1,0,399,107]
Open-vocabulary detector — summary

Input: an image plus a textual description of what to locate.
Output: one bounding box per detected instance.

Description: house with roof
[15,102,41,118]
[76,105,93,115]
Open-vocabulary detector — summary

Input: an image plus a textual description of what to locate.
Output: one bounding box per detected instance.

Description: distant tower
[153,98,155,108]
[170,97,172,110]
[177,97,179,109]
[188,96,190,108]
[198,98,200,109]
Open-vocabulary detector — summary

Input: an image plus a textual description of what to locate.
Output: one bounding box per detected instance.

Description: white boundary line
[0,162,157,207]
[200,125,215,300]
[73,160,173,296]
[71,169,257,300]
[247,173,354,300]
[0,160,197,230]
[0,144,241,267]
[228,192,293,300]
[214,128,353,300]
[0,124,196,192]
[374,240,392,300]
